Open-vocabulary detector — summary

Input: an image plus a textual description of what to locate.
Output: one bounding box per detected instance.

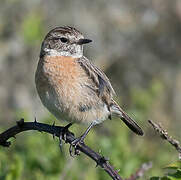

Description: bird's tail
[110,100,144,136]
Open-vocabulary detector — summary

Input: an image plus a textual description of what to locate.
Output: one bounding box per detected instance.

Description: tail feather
[120,110,144,136]
[110,101,144,136]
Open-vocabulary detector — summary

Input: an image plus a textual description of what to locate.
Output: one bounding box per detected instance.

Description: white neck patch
[44,48,83,58]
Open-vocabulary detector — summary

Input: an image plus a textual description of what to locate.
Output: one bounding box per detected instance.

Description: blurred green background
[0,0,181,179]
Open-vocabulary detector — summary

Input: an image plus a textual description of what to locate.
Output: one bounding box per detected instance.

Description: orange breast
[44,56,80,83]
[42,56,89,107]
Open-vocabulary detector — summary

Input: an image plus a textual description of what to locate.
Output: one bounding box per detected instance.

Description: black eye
[59,37,68,43]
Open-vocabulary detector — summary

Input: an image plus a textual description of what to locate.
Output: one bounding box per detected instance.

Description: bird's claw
[59,123,72,151]
[69,136,84,157]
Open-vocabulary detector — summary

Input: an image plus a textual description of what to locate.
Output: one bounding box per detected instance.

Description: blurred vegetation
[0,0,181,179]
[21,12,44,45]
[150,161,181,180]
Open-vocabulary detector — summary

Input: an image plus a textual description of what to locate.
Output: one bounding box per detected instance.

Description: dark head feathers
[45,26,83,39]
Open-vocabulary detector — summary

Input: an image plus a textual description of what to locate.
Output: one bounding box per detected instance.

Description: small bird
[35,26,143,151]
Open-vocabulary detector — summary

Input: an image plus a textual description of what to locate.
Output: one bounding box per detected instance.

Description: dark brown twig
[0,118,122,180]
[125,162,152,180]
[148,120,181,160]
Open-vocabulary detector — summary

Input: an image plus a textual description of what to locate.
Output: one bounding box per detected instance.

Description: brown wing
[77,56,115,107]
[77,57,144,135]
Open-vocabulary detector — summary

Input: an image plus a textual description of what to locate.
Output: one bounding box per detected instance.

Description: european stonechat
[35,26,143,149]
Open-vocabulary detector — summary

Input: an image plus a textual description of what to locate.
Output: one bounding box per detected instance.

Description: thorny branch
[148,120,181,160]
[0,118,122,180]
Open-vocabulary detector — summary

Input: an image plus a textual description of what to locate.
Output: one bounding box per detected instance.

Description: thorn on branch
[34,117,37,123]
[16,118,25,128]
[52,133,56,139]
[51,122,56,139]
[52,121,55,127]
[96,156,109,167]
[0,141,11,147]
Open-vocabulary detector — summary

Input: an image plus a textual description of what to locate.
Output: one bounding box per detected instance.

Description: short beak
[77,38,92,45]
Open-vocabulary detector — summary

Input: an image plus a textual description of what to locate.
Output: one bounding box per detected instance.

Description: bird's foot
[59,123,73,151]
[68,122,96,157]
[69,135,85,157]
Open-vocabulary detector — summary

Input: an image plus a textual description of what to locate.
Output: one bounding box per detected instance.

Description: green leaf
[167,169,181,179]
[164,161,181,170]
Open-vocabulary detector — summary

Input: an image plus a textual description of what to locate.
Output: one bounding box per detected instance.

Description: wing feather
[77,56,115,99]
[77,57,144,135]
